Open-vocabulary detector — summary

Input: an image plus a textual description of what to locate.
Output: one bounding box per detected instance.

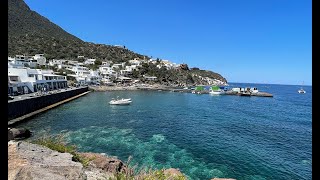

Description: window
[9,76,19,82]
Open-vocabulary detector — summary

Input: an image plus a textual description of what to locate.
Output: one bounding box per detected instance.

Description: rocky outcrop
[164,168,184,178]
[8,141,85,180]
[8,141,133,180]
[8,128,32,141]
[79,152,131,175]
[10,141,228,179]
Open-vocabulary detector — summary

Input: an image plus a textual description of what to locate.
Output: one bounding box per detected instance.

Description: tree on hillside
[94,59,102,65]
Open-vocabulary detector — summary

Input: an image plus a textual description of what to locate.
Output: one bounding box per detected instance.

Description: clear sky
[24,0,312,85]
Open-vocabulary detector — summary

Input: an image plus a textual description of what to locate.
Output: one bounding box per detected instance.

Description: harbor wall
[8,87,89,121]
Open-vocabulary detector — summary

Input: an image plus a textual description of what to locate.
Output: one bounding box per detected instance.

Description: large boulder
[79,152,130,175]
[8,141,86,180]
[8,128,32,141]
[163,168,184,178]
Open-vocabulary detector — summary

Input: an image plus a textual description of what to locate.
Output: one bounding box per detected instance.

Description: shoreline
[88,84,176,91]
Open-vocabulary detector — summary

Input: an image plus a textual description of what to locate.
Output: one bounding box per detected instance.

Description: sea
[16,83,312,180]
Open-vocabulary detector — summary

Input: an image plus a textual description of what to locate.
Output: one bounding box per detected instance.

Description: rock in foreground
[8,141,85,180]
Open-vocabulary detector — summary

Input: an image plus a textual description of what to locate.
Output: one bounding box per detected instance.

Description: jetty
[225,91,273,97]
[8,86,90,126]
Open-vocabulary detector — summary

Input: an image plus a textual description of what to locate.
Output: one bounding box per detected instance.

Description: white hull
[109,98,132,105]
[298,89,306,94]
[209,90,225,95]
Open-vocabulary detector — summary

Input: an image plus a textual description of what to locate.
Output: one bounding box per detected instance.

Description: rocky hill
[8,0,146,61]
[8,0,227,84]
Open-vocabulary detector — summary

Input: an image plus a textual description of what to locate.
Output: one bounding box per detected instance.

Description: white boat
[109,97,132,105]
[298,88,306,94]
[298,81,306,94]
[209,90,225,95]
[209,86,225,95]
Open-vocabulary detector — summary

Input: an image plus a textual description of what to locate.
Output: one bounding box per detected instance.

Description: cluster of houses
[8,54,181,96]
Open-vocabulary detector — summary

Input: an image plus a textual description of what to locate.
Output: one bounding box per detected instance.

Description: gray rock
[8,141,86,180]
[79,152,130,175]
[8,128,32,140]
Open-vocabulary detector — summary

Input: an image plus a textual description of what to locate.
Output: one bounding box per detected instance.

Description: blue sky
[24,0,312,85]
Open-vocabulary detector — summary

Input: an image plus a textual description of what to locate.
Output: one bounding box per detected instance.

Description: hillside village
[8,53,227,95]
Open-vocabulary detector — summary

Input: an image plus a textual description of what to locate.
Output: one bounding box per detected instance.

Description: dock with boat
[224,91,273,97]
[170,86,273,97]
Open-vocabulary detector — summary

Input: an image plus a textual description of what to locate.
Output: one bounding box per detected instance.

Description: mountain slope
[8,0,227,84]
[8,0,146,61]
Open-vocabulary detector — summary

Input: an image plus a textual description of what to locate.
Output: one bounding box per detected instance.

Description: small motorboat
[298,88,306,94]
[109,97,132,105]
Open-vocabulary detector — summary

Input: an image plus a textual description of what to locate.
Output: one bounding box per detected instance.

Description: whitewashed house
[9,55,37,68]
[111,63,125,70]
[84,59,96,65]
[8,67,67,95]
[143,75,157,81]
[33,54,46,66]
[67,65,91,84]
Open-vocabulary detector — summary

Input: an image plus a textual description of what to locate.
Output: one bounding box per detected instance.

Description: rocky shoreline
[88,84,174,91]
[8,140,186,180]
[9,123,238,180]
[8,139,237,180]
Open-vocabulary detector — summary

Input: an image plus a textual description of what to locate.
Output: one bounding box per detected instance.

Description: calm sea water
[17,83,312,180]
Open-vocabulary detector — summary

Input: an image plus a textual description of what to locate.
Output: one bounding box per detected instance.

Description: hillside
[8,0,227,84]
[8,0,146,61]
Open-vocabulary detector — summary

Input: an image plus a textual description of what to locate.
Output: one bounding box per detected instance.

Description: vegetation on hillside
[129,63,227,85]
[8,0,147,62]
[8,0,227,84]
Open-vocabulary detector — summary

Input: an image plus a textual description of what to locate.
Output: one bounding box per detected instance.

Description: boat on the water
[298,82,306,94]
[109,97,132,105]
[209,86,225,95]
[298,88,306,94]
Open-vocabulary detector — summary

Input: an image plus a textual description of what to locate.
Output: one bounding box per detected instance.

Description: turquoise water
[17,83,312,180]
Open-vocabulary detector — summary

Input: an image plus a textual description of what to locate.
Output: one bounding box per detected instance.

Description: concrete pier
[8,87,90,126]
[225,91,273,97]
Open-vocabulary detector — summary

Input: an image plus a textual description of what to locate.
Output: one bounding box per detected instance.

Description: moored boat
[209,86,225,95]
[298,88,306,94]
[109,97,132,105]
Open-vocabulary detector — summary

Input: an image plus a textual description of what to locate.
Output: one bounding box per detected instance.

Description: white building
[101,61,111,67]
[87,70,101,85]
[143,75,157,81]
[111,63,125,70]
[33,54,46,66]
[84,59,96,65]
[99,66,117,78]
[120,69,132,76]
[8,55,37,68]
[129,59,141,66]
[8,67,67,95]
[67,65,91,84]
